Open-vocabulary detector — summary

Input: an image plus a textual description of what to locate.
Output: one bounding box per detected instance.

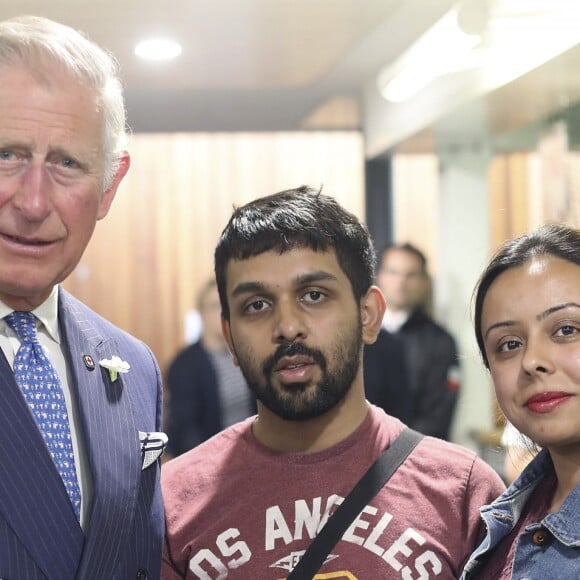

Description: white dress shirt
[381,308,410,333]
[0,285,92,530]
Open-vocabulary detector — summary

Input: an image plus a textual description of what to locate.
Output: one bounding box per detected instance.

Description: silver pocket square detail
[139,431,168,470]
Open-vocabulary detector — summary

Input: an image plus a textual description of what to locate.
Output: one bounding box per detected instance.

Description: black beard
[239,322,362,421]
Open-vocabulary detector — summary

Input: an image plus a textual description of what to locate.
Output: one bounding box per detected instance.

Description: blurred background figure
[365,243,460,440]
[165,279,255,457]
[363,318,412,424]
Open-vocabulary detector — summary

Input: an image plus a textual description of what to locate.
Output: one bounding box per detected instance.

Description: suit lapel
[58,291,140,578]
[0,349,83,580]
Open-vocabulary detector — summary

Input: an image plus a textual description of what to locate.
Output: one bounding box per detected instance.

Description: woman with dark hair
[461,223,580,578]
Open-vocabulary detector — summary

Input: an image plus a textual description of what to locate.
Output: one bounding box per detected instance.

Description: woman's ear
[360,285,386,345]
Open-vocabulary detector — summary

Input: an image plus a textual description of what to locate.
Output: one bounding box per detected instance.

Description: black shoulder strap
[287,427,424,580]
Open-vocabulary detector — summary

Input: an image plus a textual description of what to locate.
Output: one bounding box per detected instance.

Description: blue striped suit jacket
[0,289,164,579]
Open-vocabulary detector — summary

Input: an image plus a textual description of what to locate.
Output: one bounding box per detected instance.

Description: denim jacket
[461,449,580,579]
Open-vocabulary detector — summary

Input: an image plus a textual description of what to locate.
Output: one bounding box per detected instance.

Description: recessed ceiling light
[134,38,182,62]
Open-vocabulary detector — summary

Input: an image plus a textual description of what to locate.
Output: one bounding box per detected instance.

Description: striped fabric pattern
[0,289,164,580]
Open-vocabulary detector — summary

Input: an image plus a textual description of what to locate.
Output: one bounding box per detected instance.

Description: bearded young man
[161,187,505,580]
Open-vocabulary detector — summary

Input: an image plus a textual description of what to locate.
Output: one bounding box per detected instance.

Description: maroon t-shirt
[162,405,505,579]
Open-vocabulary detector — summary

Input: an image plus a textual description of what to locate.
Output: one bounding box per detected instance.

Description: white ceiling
[0,0,455,133]
[2,0,580,156]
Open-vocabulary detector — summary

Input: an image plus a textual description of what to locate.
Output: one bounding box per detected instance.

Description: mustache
[262,342,327,376]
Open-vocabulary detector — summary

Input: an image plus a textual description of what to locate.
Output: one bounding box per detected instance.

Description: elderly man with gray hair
[0,15,165,579]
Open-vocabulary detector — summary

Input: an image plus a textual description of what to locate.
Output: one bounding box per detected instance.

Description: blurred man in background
[365,243,459,440]
[165,279,255,456]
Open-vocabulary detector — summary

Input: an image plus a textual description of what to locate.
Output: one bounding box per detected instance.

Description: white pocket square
[139,431,168,470]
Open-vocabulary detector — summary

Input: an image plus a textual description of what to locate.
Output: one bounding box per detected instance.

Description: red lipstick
[525,392,572,414]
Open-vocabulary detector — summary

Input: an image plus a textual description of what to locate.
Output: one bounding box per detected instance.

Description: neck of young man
[252,381,368,454]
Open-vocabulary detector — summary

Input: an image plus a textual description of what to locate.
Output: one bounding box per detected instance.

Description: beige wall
[391,155,440,275]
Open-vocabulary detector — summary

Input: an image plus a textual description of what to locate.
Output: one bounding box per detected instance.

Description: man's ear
[221,317,240,366]
[360,285,386,345]
[97,152,130,220]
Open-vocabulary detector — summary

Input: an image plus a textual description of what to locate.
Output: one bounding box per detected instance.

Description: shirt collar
[0,286,61,343]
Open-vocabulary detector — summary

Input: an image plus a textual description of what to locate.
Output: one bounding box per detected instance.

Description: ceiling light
[134,38,182,62]
[377,7,481,103]
[377,0,580,104]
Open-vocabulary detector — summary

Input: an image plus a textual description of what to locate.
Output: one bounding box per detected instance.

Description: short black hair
[214,186,376,320]
[473,223,580,368]
[378,243,427,274]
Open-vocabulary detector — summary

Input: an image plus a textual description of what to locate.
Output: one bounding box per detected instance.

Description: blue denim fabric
[461,449,580,579]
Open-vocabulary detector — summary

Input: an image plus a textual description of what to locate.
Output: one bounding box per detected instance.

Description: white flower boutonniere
[99,355,131,382]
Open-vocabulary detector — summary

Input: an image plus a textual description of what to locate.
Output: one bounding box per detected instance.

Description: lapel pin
[82,354,96,370]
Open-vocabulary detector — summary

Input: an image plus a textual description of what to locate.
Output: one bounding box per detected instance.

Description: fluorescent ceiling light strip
[378,0,580,103]
[378,8,480,103]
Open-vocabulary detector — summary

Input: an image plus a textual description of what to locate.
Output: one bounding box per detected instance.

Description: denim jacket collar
[461,449,580,579]
[483,449,580,546]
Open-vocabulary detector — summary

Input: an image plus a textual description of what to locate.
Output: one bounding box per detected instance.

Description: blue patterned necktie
[5,311,81,520]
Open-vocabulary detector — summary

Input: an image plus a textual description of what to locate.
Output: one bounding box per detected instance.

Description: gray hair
[0,15,128,189]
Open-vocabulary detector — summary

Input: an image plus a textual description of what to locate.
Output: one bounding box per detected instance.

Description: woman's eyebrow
[485,303,580,339]
[537,302,580,321]
[484,320,515,340]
